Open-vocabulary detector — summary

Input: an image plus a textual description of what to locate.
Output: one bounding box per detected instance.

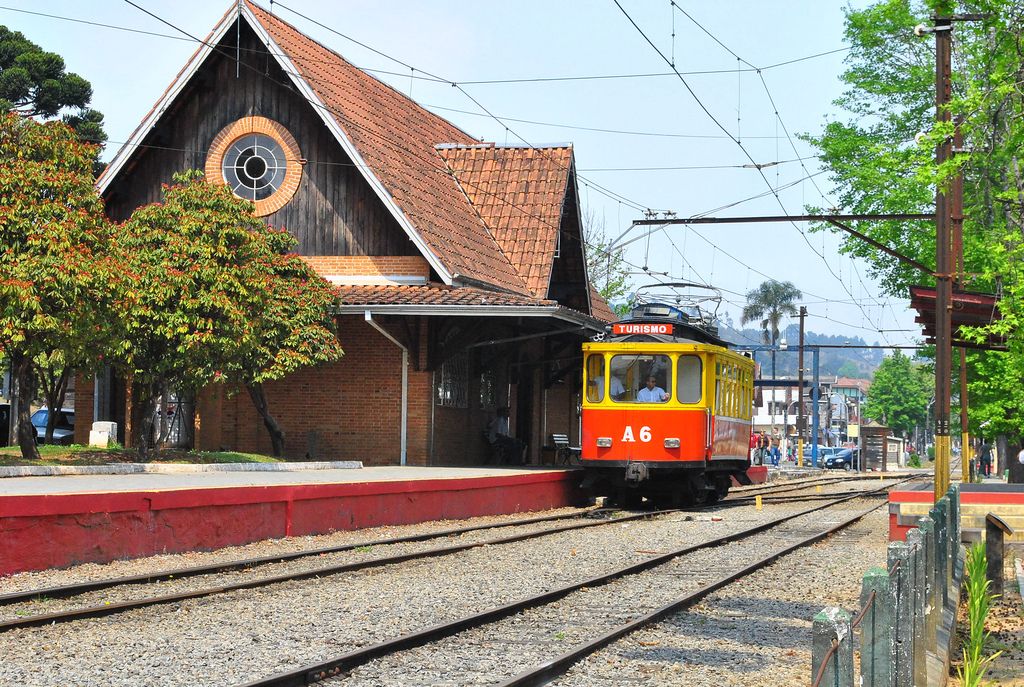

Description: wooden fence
[811,485,961,686]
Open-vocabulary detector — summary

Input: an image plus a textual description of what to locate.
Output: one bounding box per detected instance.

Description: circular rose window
[205,117,302,216]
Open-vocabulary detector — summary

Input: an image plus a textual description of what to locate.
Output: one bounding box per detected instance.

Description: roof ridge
[434,142,573,151]
[245,1,481,144]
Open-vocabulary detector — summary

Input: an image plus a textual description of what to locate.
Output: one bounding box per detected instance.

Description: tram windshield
[610,354,672,403]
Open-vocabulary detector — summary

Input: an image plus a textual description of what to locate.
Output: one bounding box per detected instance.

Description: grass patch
[0,444,281,467]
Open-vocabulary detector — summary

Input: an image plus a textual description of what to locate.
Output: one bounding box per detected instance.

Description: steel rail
[0,508,603,606]
[237,478,915,687]
[0,509,669,632]
[498,500,891,687]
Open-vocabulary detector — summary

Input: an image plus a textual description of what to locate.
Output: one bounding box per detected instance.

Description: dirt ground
[950,550,1024,687]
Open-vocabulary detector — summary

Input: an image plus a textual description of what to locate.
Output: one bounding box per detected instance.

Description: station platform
[888,480,1024,543]
[0,465,587,577]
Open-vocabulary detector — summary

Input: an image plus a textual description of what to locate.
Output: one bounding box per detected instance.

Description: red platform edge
[0,471,587,577]
[887,488,1024,541]
[741,466,769,486]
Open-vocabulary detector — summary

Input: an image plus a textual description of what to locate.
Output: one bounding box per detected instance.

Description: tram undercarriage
[580,461,751,508]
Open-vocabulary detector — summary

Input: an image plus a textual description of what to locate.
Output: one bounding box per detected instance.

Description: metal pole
[933,14,953,501]
[812,348,820,468]
[797,306,806,467]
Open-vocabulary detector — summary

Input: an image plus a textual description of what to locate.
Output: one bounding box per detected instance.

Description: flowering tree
[0,113,113,459]
[114,171,341,457]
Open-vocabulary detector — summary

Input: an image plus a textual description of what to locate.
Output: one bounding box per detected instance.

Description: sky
[0,0,930,348]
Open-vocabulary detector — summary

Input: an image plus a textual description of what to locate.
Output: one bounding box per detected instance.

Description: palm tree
[741,280,803,422]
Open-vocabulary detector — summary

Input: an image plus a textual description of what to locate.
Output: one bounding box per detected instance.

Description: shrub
[908,454,922,468]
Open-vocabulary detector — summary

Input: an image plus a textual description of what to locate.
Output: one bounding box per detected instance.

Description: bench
[546,433,581,466]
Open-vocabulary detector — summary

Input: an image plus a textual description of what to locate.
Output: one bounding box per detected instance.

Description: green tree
[113,171,342,458]
[0,26,106,145]
[806,0,1024,439]
[582,208,631,314]
[0,113,113,459]
[863,351,933,437]
[741,280,802,381]
[222,238,343,457]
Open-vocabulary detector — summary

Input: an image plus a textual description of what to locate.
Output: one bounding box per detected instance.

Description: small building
[75,2,614,464]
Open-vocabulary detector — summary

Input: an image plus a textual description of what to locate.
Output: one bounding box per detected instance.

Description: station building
[74,1,614,465]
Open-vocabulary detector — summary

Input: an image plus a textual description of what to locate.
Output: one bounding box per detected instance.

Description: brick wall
[218,316,406,462]
[302,256,430,279]
[92,312,584,466]
[73,374,95,445]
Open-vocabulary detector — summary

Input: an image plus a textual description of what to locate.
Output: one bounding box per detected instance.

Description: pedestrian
[757,432,770,466]
[978,440,993,478]
[770,441,781,467]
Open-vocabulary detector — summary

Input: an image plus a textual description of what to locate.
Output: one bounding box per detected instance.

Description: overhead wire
[671,3,914,344]
[617,1,908,345]
[270,0,652,213]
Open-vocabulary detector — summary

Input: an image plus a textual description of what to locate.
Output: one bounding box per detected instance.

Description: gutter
[340,304,606,333]
[364,311,408,466]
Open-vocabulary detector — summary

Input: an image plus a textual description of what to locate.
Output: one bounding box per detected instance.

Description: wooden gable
[102,21,417,260]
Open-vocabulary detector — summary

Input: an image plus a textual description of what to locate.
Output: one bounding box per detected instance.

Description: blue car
[821,446,856,471]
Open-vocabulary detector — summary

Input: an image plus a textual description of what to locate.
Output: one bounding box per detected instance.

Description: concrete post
[812,607,853,687]
[985,514,1014,596]
[906,528,927,686]
[860,567,894,687]
[888,541,913,686]
[933,501,949,609]
[919,516,939,674]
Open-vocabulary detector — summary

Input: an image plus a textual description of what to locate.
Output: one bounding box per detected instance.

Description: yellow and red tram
[580,301,754,507]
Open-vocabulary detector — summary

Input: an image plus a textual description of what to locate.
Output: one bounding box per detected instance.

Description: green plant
[355,545,373,553]
[908,454,922,468]
[927,446,935,461]
[957,542,1002,687]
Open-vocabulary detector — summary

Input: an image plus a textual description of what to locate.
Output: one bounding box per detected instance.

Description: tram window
[611,354,671,403]
[586,354,606,403]
[676,355,702,403]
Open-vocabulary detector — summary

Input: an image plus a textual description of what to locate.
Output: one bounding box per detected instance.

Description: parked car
[0,403,9,446]
[821,446,855,471]
[31,408,75,446]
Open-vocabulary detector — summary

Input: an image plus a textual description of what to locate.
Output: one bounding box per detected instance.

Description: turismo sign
[612,323,671,335]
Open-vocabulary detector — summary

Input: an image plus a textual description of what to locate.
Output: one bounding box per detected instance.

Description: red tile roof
[247,3,529,295]
[834,377,871,393]
[436,144,573,299]
[588,286,618,323]
[336,284,556,308]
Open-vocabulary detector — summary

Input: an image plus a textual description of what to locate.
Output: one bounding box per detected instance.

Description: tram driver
[589,373,626,401]
[637,375,669,403]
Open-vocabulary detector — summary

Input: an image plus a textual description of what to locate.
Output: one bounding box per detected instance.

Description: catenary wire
[619,1,904,345]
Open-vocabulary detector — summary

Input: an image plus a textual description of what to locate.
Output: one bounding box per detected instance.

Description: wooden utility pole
[933,14,953,499]
[952,118,971,484]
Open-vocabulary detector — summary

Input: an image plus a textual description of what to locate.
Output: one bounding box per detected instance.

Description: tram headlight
[596,437,613,448]
[664,438,681,448]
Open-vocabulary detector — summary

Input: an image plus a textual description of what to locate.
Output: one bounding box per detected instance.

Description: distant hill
[717,321,881,380]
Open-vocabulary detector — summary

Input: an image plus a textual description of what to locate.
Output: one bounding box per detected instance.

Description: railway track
[234,476,918,687]
[0,474,898,633]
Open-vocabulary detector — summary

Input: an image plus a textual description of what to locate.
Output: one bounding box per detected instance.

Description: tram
[580,285,755,506]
